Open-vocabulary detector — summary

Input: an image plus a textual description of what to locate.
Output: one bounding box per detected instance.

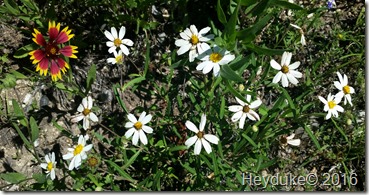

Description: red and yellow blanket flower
[29,21,78,81]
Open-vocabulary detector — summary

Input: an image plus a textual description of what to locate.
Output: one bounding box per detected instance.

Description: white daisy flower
[184,114,219,155]
[228,93,262,129]
[196,45,235,77]
[124,111,153,146]
[280,133,301,147]
[40,152,57,180]
[290,24,306,46]
[270,51,303,87]
[318,93,344,120]
[63,135,93,170]
[175,25,214,62]
[71,96,99,130]
[334,72,355,106]
[104,26,134,55]
[107,50,124,65]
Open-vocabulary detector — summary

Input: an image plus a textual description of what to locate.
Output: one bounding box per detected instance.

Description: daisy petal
[231,111,243,122]
[125,128,136,139]
[89,112,98,122]
[185,136,197,147]
[194,140,202,155]
[270,59,281,70]
[127,114,137,123]
[202,139,212,154]
[142,125,153,134]
[204,134,219,144]
[132,131,139,146]
[281,74,289,87]
[185,121,199,133]
[228,105,243,112]
[139,130,148,145]
[273,72,283,84]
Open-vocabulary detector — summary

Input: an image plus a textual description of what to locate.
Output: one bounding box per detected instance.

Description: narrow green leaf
[32,173,46,184]
[121,76,145,92]
[29,116,39,142]
[237,13,273,43]
[10,70,27,79]
[245,43,285,56]
[113,84,128,114]
[143,40,150,77]
[249,0,271,17]
[258,158,277,171]
[87,173,100,186]
[105,160,136,183]
[20,0,38,11]
[4,0,20,15]
[170,59,187,69]
[216,0,227,25]
[169,145,188,152]
[228,55,250,71]
[220,64,244,82]
[14,43,39,59]
[86,64,96,94]
[270,0,304,10]
[0,172,26,184]
[122,150,141,170]
[219,96,225,119]
[180,162,196,175]
[224,0,241,42]
[304,124,321,150]
[279,86,296,116]
[12,99,27,127]
[240,0,258,6]
[12,123,32,148]
[242,133,257,148]
[153,170,163,191]
[331,119,349,143]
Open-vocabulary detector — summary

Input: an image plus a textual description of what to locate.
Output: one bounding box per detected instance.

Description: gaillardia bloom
[29,21,78,81]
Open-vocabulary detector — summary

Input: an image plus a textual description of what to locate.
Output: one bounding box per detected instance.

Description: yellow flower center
[191,35,199,45]
[328,100,336,109]
[82,108,91,116]
[281,65,289,73]
[343,85,350,94]
[134,121,142,130]
[46,43,59,57]
[87,156,99,167]
[116,55,123,64]
[74,144,84,156]
[47,162,53,171]
[243,105,250,113]
[197,131,204,139]
[114,38,122,47]
[209,52,222,63]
